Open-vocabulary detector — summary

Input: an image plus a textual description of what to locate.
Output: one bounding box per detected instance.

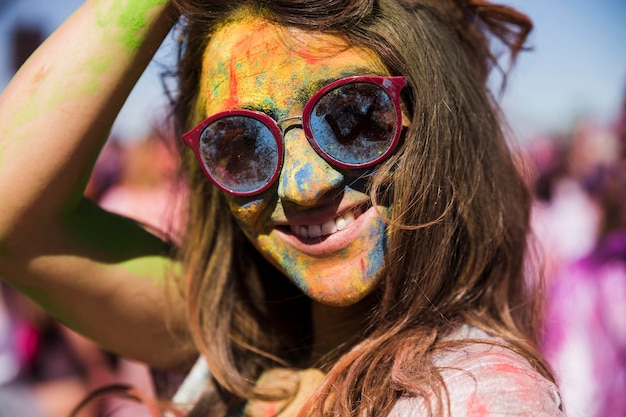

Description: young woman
[0,0,563,415]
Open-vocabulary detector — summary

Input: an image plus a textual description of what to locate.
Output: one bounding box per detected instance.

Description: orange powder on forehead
[200,17,290,110]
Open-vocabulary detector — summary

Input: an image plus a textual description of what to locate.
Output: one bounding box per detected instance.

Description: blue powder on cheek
[334,218,386,281]
[364,218,388,280]
[366,237,386,279]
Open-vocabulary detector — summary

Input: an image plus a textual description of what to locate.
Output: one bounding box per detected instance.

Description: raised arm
[0,0,195,370]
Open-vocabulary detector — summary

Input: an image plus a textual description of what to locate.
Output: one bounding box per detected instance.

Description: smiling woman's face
[196,12,395,306]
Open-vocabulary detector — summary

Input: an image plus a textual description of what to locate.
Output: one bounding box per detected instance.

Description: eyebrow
[301,67,385,100]
[239,66,386,120]
[239,102,282,121]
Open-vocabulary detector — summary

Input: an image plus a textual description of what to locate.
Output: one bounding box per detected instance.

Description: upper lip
[271,200,369,227]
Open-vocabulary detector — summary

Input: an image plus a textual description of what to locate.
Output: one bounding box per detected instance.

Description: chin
[288,263,382,307]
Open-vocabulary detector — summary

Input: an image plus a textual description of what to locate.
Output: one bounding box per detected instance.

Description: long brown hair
[167,0,551,415]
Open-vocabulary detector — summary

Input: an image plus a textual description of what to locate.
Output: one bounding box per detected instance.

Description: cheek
[358,205,391,279]
[227,198,268,237]
[360,215,388,277]
[261,240,312,284]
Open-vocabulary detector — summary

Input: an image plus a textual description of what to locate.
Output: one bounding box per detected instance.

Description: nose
[277,127,344,206]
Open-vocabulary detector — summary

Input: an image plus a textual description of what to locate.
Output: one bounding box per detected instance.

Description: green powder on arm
[95,0,170,52]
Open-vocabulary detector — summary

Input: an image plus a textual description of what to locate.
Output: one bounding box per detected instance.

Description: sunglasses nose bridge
[275,115,304,141]
[277,126,344,206]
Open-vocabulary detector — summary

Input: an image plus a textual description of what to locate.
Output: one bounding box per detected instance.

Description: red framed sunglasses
[183,75,408,196]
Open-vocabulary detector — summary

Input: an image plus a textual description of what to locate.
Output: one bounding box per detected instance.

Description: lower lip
[273,206,380,257]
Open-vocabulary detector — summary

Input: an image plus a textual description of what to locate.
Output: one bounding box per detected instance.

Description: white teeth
[297,225,309,238]
[309,224,322,238]
[321,219,338,235]
[289,208,359,239]
[337,211,354,230]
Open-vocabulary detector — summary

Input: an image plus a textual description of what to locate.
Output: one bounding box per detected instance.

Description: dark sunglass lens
[310,83,397,165]
[198,116,279,194]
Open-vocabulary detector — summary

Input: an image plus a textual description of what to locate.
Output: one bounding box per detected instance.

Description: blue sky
[502,0,626,138]
[1,0,625,141]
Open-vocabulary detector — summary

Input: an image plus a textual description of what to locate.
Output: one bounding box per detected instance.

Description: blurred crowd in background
[525,87,626,417]
[1,11,626,417]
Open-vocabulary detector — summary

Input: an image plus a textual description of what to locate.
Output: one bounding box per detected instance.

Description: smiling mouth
[287,204,367,240]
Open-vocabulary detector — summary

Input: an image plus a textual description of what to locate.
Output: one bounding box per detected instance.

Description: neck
[310,295,374,363]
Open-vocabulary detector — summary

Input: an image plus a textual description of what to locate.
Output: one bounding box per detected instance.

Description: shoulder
[390,327,563,416]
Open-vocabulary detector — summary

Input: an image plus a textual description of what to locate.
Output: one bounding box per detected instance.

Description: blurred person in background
[0,282,104,417]
[98,128,187,243]
[526,128,603,287]
[541,85,626,417]
[0,283,48,417]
